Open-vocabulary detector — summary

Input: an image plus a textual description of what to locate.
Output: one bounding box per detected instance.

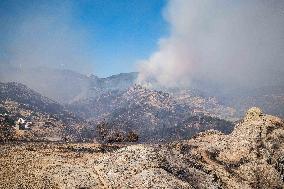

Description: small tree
[126,131,139,142]
[96,121,109,142]
[107,132,124,143]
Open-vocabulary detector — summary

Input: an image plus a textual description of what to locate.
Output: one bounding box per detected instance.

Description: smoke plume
[138,0,284,90]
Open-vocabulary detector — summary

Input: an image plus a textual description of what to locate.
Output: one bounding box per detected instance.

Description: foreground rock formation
[0,107,283,188]
[94,107,284,188]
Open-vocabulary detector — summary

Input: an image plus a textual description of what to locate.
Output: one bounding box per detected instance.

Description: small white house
[25,122,32,129]
[16,118,32,130]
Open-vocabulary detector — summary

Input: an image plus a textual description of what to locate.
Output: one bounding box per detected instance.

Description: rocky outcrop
[93,107,284,188]
[175,107,284,188]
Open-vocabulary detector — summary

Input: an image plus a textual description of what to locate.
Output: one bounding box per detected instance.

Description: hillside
[0,82,88,142]
[70,85,235,142]
[0,82,234,143]
[94,108,284,188]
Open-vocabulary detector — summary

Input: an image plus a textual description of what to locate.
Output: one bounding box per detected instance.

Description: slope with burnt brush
[146,115,234,142]
[70,85,234,142]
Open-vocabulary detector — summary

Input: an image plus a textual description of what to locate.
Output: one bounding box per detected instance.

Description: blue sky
[75,0,168,76]
[0,0,168,77]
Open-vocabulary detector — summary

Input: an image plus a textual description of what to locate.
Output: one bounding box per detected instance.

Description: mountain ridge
[1,65,283,119]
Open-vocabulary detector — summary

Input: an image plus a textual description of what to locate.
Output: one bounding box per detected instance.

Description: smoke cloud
[138,0,284,90]
[1,0,94,73]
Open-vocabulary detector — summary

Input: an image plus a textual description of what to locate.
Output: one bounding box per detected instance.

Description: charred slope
[98,114,234,143]
[146,115,234,142]
[74,85,234,142]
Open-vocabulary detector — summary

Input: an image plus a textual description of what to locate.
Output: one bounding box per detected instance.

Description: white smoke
[138,0,284,89]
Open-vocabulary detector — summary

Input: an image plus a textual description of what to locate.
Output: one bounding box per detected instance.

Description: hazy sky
[0,0,167,76]
[1,0,283,89]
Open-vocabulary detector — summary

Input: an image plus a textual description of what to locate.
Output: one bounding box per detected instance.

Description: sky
[0,0,168,77]
[1,0,283,90]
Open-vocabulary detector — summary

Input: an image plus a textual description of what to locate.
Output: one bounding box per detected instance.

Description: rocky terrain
[0,82,89,142]
[0,107,283,188]
[1,68,284,188]
[69,85,235,142]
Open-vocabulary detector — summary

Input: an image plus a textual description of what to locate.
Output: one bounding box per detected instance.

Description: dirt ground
[0,142,123,189]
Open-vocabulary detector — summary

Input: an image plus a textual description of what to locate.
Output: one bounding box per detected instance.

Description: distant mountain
[1,65,283,120]
[0,82,71,117]
[0,82,234,143]
[0,65,137,104]
[221,85,284,119]
[93,72,138,91]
